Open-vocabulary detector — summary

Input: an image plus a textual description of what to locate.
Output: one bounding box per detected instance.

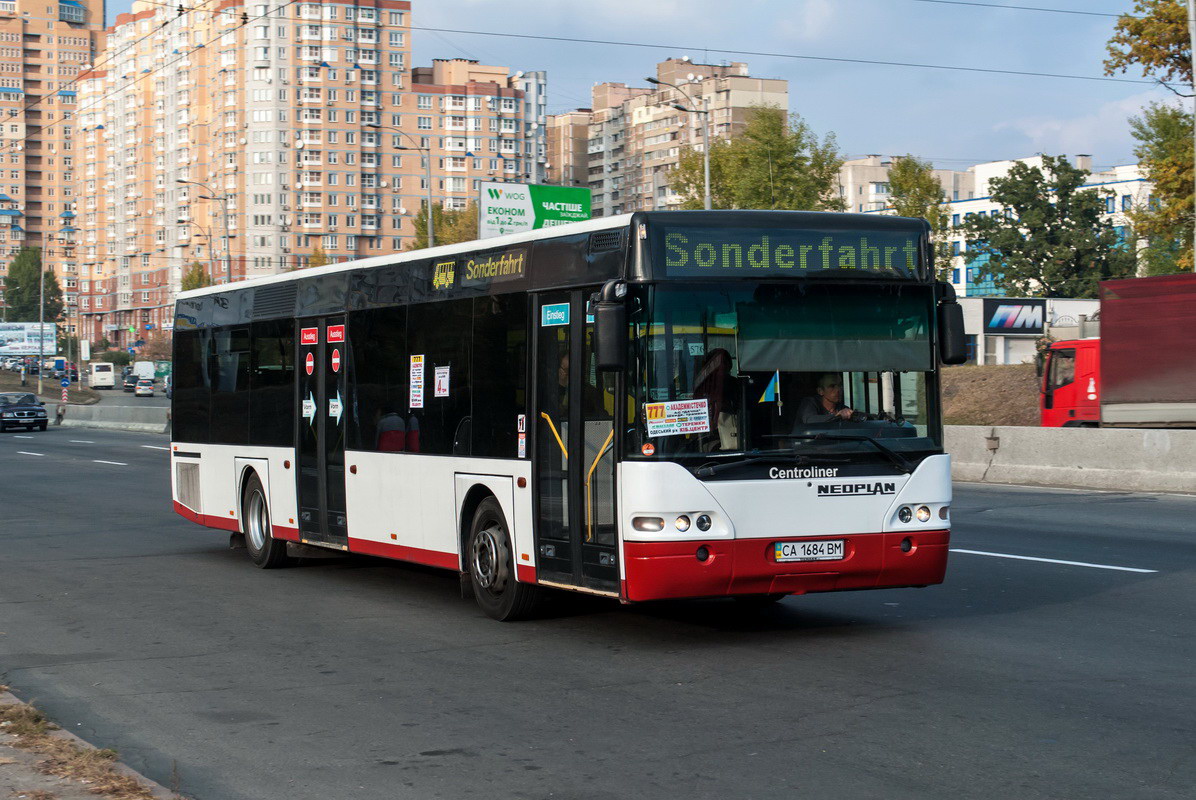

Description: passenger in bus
[694,348,739,450]
[375,406,406,451]
[797,373,859,424]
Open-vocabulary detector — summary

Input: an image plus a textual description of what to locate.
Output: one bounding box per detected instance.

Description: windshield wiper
[786,433,914,474]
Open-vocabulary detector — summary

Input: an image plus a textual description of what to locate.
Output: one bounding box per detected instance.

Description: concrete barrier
[946,425,1196,493]
[59,402,168,434]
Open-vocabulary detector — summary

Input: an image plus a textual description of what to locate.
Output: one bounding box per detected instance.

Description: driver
[797,373,859,424]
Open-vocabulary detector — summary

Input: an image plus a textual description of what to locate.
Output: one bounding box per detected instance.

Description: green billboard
[478,181,592,239]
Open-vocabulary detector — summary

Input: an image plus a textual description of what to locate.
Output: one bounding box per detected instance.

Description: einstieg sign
[0,322,57,356]
[479,181,592,239]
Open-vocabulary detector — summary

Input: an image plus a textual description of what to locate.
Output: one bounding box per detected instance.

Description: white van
[90,362,116,389]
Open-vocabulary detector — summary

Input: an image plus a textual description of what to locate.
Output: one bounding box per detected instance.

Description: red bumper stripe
[623,530,950,602]
[348,537,459,570]
[173,500,240,532]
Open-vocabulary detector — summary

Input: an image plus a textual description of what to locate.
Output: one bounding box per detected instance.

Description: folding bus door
[296,316,349,548]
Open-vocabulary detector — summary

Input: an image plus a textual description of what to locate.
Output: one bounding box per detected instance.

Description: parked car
[164,374,172,400]
[0,392,48,432]
[134,379,155,397]
[123,375,138,392]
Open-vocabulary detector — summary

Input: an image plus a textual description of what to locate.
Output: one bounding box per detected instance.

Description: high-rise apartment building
[0,0,103,328]
[837,155,975,214]
[547,59,787,216]
[545,108,590,188]
[75,1,543,348]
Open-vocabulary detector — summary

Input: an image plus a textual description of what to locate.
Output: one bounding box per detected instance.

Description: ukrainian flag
[758,370,780,403]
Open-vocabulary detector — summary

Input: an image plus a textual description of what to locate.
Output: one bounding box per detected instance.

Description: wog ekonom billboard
[479,181,592,239]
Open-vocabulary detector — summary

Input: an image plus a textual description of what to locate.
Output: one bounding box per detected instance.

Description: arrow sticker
[303,391,316,424]
[329,389,343,425]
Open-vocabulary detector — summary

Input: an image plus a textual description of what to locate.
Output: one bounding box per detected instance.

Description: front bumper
[622,530,949,602]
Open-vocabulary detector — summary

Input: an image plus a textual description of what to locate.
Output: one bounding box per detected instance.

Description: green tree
[407,203,478,250]
[2,247,62,322]
[1128,102,1194,273]
[100,350,132,366]
[1104,0,1191,93]
[961,156,1135,297]
[671,106,845,211]
[887,155,953,281]
[181,261,213,291]
[308,246,330,268]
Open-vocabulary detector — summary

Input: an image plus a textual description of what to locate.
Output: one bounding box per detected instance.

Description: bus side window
[349,305,408,452]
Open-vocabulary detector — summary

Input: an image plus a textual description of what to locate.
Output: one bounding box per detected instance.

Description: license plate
[774,539,845,562]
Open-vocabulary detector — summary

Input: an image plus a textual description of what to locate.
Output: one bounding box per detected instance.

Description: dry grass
[0,370,100,405]
[941,363,1041,427]
[11,790,58,799]
[0,697,161,800]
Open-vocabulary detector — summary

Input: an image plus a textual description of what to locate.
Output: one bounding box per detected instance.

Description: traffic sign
[331,348,341,373]
[60,379,70,388]
[304,352,314,375]
[127,348,136,354]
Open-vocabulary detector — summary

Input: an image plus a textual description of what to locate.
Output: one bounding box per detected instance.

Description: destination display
[655,225,925,280]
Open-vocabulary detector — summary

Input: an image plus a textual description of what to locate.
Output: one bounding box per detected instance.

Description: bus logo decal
[816,482,897,497]
[432,260,456,290]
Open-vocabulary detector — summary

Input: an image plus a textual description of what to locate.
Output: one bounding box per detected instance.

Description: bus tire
[242,473,289,569]
[467,497,538,621]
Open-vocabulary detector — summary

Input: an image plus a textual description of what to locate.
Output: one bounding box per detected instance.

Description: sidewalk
[0,690,180,800]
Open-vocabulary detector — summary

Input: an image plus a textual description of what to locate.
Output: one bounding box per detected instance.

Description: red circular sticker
[331,348,341,373]
[304,352,315,376]
[641,443,656,456]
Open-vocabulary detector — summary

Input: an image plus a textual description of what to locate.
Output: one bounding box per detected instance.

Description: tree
[2,248,62,322]
[960,156,1136,297]
[671,106,845,211]
[308,246,330,269]
[99,350,132,367]
[1104,0,1191,95]
[407,203,478,250]
[140,332,172,361]
[1128,102,1194,274]
[181,261,213,291]
[887,155,954,281]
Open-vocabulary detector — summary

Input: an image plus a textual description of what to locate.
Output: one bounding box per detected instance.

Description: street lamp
[366,123,434,249]
[175,179,231,275]
[646,76,711,211]
[177,217,215,279]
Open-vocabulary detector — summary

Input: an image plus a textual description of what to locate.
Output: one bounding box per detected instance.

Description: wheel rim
[471,522,508,594]
[246,489,269,551]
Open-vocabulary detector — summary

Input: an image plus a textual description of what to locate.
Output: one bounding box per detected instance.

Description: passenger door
[533,291,619,594]
[1041,347,1077,427]
[296,316,349,548]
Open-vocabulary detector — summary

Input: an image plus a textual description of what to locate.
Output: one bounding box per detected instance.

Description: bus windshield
[626,282,942,469]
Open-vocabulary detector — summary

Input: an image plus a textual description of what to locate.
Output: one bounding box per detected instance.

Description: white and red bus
[171,211,966,620]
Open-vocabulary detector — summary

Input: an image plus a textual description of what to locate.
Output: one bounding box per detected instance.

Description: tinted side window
[209,326,251,445]
[172,329,209,443]
[249,319,295,447]
[348,305,408,451]
[407,299,472,455]
[470,294,528,458]
[1048,348,1076,390]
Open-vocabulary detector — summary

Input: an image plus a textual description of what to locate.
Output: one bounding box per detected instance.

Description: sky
[105,0,1176,172]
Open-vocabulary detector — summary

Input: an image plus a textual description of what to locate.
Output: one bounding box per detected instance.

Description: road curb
[0,690,181,799]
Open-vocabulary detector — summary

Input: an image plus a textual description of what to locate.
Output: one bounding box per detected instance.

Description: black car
[0,392,49,432]
[123,375,138,392]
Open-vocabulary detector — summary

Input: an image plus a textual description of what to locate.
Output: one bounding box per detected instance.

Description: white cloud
[993,90,1170,161]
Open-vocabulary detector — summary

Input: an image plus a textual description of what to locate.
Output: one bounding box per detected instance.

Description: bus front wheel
[242,473,290,569]
[467,497,538,621]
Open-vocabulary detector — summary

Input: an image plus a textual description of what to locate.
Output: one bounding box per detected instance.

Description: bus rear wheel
[468,497,539,621]
[242,473,290,569]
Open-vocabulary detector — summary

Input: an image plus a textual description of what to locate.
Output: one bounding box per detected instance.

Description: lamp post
[177,218,215,279]
[646,76,711,210]
[366,123,434,248]
[175,179,231,276]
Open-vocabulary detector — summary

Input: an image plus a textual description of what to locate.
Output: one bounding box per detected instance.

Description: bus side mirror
[593,300,627,372]
[592,280,627,372]
[936,283,966,365]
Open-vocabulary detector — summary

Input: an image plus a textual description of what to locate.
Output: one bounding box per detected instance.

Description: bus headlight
[916,506,932,523]
[632,516,664,532]
[898,506,913,523]
[675,515,691,532]
[696,514,712,531]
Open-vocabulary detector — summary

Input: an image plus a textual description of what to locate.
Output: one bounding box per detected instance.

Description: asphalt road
[1,427,1192,800]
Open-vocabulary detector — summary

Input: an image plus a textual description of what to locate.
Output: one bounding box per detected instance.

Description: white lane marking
[16,451,43,456]
[950,548,1157,574]
[13,435,33,439]
[69,440,94,444]
[93,459,128,466]
[140,445,170,451]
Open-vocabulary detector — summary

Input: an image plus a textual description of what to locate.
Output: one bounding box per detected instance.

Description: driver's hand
[837,408,855,420]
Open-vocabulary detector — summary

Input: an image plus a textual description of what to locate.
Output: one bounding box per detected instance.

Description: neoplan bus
[170,210,967,620]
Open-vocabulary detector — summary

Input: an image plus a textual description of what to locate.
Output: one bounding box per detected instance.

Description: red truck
[1041,273,1196,428]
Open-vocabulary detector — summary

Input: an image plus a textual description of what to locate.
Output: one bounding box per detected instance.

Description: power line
[905,0,1132,18]
[408,25,1152,86]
